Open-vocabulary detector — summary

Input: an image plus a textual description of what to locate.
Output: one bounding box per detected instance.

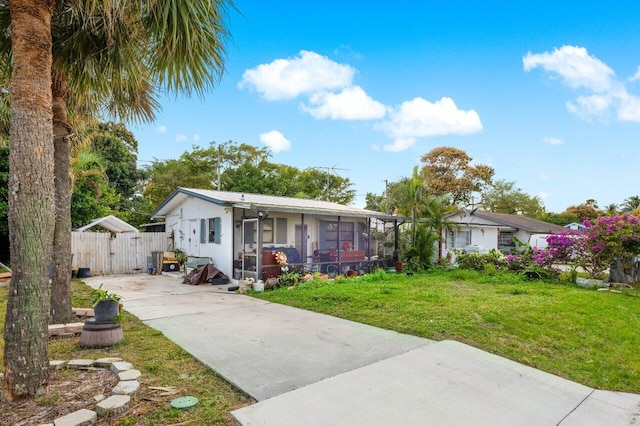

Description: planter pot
[94,300,119,322]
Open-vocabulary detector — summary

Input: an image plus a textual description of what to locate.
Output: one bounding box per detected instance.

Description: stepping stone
[64,322,84,335]
[93,357,123,368]
[96,395,130,417]
[112,380,140,396]
[67,359,94,370]
[48,324,67,336]
[110,361,133,374]
[53,408,97,426]
[118,369,141,381]
[49,360,67,371]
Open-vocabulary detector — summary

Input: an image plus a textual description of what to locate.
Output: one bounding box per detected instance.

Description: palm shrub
[403,223,437,273]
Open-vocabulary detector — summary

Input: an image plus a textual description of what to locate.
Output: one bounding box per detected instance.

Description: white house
[151,188,401,280]
[442,209,565,257]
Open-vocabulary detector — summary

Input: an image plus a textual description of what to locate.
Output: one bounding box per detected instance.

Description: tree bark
[50,71,73,323]
[608,258,628,284]
[3,0,55,401]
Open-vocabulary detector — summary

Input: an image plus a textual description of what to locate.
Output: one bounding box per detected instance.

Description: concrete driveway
[85,274,640,425]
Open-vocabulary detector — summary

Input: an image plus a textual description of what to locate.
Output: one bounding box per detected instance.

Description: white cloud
[539,173,550,181]
[616,92,640,122]
[301,86,387,120]
[259,130,291,153]
[542,137,564,145]
[238,50,355,100]
[383,138,416,152]
[193,133,200,142]
[375,97,483,151]
[175,134,187,142]
[156,125,167,133]
[523,45,615,93]
[566,94,613,121]
[525,45,640,123]
[539,191,548,199]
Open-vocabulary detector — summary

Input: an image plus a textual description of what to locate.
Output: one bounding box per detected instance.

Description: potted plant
[90,284,122,322]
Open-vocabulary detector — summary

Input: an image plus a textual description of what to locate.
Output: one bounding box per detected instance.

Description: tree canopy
[144,141,356,206]
[420,146,494,206]
[481,179,545,217]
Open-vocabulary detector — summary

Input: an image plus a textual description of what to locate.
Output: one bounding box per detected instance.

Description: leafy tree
[564,201,601,222]
[70,148,117,228]
[364,192,388,213]
[420,146,494,206]
[296,168,355,204]
[3,0,55,400]
[481,179,545,217]
[83,122,150,226]
[536,212,579,226]
[621,196,640,213]
[145,141,356,206]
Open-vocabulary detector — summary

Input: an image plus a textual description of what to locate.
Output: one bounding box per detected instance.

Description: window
[498,231,515,250]
[262,218,274,243]
[276,218,287,244]
[447,230,470,249]
[201,217,221,244]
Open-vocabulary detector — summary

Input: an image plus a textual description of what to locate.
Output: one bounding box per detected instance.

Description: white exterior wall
[469,227,498,250]
[441,226,499,258]
[164,197,235,276]
[162,196,370,278]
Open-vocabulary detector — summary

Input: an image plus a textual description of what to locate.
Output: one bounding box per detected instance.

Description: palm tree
[0,1,233,322]
[622,196,640,213]
[4,0,55,400]
[387,166,428,246]
[2,0,233,397]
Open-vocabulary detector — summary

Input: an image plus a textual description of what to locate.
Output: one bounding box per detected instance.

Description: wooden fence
[72,232,170,275]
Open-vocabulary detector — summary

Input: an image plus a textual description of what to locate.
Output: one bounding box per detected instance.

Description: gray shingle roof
[467,210,564,233]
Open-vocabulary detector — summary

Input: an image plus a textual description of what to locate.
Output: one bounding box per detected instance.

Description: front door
[187,219,200,255]
[295,224,308,263]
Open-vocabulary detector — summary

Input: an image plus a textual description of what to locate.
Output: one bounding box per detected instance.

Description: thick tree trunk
[3,0,55,401]
[608,258,628,284]
[50,72,73,323]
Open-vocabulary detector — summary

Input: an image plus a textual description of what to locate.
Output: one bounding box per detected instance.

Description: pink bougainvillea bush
[535,215,640,280]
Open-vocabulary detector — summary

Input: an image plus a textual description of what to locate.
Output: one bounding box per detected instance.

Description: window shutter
[200,219,206,244]
[214,217,221,244]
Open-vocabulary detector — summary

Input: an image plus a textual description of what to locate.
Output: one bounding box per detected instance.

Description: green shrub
[456,249,507,271]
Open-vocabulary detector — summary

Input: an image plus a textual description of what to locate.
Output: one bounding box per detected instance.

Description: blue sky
[132,1,640,212]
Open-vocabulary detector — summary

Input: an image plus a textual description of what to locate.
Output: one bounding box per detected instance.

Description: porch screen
[319,220,354,250]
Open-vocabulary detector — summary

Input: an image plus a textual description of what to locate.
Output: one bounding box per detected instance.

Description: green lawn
[253,269,640,393]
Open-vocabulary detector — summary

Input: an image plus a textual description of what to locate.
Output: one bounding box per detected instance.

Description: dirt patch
[1,368,120,425]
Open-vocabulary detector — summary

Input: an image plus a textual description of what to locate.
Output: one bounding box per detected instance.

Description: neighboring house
[150,188,401,281]
[564,222,587,231]
[442,209,565,257]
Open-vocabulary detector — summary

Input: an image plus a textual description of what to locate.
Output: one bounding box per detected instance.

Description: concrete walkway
[85,274,640,425]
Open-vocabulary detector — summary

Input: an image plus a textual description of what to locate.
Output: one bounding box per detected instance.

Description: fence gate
[72,232,170,275]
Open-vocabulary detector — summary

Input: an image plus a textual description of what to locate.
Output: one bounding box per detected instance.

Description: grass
[253,269,640,393]
[0,279,249,425]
